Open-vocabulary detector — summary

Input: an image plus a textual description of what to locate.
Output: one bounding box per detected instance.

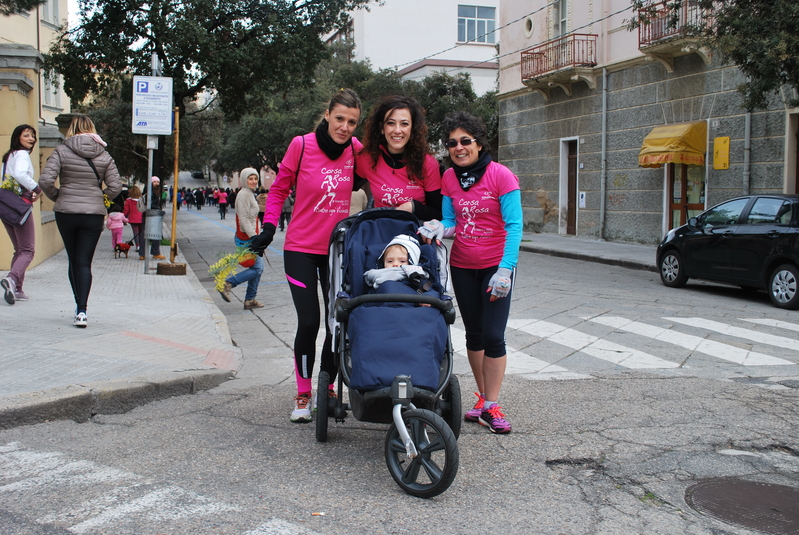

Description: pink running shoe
[464,392,485,422]
[479,405,512,434]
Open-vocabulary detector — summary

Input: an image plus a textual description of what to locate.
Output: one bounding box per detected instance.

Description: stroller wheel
[437,375,462,440]
[385,408,458,498]
[315,371,330,442]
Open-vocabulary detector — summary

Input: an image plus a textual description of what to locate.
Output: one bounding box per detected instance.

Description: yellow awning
[638,121,707,168]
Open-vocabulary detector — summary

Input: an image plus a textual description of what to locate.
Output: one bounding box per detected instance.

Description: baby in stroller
[321,210,460,498]
[363,233,437,301]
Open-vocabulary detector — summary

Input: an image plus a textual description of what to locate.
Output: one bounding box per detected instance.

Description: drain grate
[685,479,799,534]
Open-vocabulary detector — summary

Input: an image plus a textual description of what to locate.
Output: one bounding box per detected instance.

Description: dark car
[656,194,799,309]
[191,171,204,179]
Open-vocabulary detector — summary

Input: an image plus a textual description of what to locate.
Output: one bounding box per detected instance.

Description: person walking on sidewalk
[123,185,144,254]
[218,167,264,310]
[105,204,128,249]
[1,124,43,305]
[217,188,228,219]
[145,176,166,260]
[39,114,123,327]
[250,88,363,423]
[419,111,522,434]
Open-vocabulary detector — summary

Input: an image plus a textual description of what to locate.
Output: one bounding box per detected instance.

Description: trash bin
[144,209,165,240]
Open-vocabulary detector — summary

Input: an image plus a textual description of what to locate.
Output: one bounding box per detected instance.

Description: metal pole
[170,107,179,262]
[144,51,159,274]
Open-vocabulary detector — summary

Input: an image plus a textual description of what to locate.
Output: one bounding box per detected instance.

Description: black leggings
[55,213,104,313]
[450,265,514,358]
[283,250,336,382]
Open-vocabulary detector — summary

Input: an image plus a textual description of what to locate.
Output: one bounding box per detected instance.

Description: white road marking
[740,318,799,333]
[588,316,793,366]
[508,319,679,369]
[666,317,799,352]
[450,326,569,374]
[246,517,323,535]
[0,443,239,533]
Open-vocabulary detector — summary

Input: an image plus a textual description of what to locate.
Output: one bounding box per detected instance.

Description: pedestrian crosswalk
[448,316,799,379]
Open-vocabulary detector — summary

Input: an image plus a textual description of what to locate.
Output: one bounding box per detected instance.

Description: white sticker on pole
[132,76,173,135]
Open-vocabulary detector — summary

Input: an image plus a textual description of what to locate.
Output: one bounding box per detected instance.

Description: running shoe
[74,312,88,328]
[464,392,485,422]
[290,392,312,423]
[479,405,512,434]
[14,291,29,301]
[1,277,16,305]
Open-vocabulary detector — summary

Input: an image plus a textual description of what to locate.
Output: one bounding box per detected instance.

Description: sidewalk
[0,226,240,429]
[0,226,656,429]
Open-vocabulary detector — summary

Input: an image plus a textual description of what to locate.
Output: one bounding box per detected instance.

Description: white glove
[401,265,429,280]
[487,267,512,300]
[418,220,444,242]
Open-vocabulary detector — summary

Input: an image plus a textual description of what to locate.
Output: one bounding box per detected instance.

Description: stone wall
[499,52,789,244]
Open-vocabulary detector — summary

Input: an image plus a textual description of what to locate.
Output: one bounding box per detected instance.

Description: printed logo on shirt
[314,166,352,214]
[458,199,493,237]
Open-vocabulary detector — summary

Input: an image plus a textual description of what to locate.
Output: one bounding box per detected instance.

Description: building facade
[328,0,500,95]
[498,0,798,244]
[1,0,71,268]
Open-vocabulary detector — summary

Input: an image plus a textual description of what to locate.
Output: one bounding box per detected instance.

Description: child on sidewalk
[105,204,128,250]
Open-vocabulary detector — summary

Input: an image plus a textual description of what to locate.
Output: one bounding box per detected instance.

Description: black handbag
[0,162,33,226]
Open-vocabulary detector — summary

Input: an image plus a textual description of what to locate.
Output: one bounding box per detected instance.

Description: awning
[638,120,707,168]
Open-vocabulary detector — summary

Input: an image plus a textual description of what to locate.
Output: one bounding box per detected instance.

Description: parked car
[191,171,204,179]
[657,194,799,309]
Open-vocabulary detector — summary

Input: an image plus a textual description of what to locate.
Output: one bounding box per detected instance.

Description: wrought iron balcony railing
[521,34,597,82]
[638,1,704,48]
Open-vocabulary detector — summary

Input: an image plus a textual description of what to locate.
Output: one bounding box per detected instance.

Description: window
[457,5,496,44]
[42,73,61,109]
[40,0,59,26]
[554,0,568,36]
[700,198,749,228]
[746,198,792,225]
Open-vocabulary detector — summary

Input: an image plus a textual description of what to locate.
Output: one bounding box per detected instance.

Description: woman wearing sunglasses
[356,95,442,221]
[419,111,522,434]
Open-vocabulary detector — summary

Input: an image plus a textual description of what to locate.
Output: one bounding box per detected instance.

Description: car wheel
[659,250,688,288]
[768,264,799,310]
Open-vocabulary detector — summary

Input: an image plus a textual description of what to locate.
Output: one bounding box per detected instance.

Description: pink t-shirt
[218,191,228,204]
[355,151,441,208]
[441,161,520,269]
[265,133,363,255]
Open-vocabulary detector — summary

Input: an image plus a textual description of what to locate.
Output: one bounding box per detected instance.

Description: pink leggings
[111,228,123,247]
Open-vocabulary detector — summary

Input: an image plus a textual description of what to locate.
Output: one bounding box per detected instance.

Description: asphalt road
[1,207,799,534]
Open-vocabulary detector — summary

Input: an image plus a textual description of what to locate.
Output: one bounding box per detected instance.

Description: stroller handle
[335,294,456,324]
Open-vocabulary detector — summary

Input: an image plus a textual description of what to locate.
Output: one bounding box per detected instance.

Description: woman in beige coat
[39,115,122,327]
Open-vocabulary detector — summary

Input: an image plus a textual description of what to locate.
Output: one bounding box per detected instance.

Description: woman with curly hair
[355,95,442,221]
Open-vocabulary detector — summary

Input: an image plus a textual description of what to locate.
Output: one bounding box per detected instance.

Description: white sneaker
[290,392,312,423]
[1,277,16,305]
[74,312,88,328]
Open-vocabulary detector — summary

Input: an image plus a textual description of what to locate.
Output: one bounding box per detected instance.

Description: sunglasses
[445,137,477,149]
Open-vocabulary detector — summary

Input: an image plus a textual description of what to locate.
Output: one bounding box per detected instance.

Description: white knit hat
[380,234,421,265]
[240,167,259,183]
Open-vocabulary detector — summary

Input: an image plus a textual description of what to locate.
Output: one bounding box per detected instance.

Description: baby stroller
[318,209,462,498]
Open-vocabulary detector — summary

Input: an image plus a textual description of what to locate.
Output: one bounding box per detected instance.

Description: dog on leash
[114,241,132,259]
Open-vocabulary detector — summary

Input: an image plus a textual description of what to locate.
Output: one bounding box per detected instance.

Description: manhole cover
[685,479,799,534]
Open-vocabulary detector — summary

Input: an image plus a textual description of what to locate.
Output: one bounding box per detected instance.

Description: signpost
[133,63,173,274]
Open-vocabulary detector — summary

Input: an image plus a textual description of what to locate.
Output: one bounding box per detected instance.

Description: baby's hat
[380,234,421,265]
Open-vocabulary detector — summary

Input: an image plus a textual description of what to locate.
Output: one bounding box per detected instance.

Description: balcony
[520,34,597,100]
[638,1,711,71]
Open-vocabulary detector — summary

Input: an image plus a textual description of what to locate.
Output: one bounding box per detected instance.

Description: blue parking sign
[132,76,173,135]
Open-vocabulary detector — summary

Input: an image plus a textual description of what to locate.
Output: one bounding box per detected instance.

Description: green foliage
[0,0,45,16]
[629,0,799,110]
[45,0,371,118]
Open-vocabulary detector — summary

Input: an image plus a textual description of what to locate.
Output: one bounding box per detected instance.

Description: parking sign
[132,76,174,135]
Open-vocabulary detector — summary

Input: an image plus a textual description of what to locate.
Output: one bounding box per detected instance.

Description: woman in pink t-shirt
[420,111,522,435]
[355,95,442,221]
[250,89,363,423]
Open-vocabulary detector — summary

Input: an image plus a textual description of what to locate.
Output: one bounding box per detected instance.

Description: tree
[629,0,799,110]
[46,0,371,119]
[0,0,44,16]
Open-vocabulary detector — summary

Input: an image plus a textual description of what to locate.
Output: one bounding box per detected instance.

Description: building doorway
[559,137,579,235]
[668,163,705,229]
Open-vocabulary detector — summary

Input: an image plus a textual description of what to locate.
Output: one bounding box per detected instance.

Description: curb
[519,244,658,273]
[0,369,234,430]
